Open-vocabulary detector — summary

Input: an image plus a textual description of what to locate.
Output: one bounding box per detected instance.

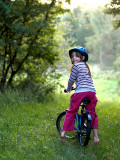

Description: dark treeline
[0,0,70,93]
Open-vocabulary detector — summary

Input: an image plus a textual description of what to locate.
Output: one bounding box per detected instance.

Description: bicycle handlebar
[64,89,68,93]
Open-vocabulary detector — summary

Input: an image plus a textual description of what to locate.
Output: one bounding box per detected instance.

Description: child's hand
[64,88,71,93]
[71,87,75,90]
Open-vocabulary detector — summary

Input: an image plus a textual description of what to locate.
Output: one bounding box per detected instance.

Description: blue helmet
[69,46,88,62]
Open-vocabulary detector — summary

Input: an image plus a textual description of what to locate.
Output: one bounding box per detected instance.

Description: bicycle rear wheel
[79,115,91,146]
[56,111,77,138]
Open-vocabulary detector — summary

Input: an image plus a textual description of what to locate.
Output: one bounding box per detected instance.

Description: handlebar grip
[64,89,68,93]
[64,87,75,93]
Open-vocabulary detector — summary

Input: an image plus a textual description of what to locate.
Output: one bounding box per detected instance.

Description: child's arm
[66,65,78,92]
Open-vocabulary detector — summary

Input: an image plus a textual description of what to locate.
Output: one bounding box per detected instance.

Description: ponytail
[69,64,73,72]
[85,62,91,76]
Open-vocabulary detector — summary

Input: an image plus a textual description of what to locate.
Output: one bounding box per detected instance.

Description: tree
[55,6,95,71]
[104,0,120,29]
[104,0,120,68]
[58,6,94,49]
[105,0,120,91]
[59,6,120,67]
[71,7,94,47]
[85,7,120,66]
[0,0,70,92]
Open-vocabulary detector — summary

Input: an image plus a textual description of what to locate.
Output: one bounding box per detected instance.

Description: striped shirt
[67,62,96,93]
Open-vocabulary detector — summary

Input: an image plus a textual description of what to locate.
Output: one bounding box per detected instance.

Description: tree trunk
[99,45,103,66]
[0,76,6,93]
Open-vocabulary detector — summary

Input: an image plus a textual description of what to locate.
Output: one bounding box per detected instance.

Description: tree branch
[7,53,29,85]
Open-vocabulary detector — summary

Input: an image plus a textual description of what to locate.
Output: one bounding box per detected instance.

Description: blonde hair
[69,64,73,72]
[85,62,91,76]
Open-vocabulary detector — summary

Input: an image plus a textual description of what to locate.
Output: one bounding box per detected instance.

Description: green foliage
[61,7,94,48]
[104,0,120,83]
[55,7,95,70]
[0,0,70,92]
[54,19,73,69]
[113,54,120,91]
[104,0,120,29]
[85,8,120,66]
[57,6,120,69]
[11,68,64,102]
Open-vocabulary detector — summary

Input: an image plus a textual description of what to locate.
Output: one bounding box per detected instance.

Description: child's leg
[60,130,66,139]
[86,92,100,144]
[93,129,100,144]
[61,93,85,138]
[92,115,100,144]
[62,93,84,131]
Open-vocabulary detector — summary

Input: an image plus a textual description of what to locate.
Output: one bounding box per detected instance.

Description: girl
[61,47,100,144]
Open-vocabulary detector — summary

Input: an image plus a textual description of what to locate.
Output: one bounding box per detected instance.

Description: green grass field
[0,70,120,160]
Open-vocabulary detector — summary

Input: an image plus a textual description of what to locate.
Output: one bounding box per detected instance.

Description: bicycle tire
[56,111,66,133]
[79,115,91,146]
[56,111,77,139]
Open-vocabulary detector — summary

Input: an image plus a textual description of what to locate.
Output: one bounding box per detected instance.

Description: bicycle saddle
[82,98,91,104]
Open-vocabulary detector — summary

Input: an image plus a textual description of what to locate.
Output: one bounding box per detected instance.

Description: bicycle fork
[76,113,80,132]
[76,113,85,142]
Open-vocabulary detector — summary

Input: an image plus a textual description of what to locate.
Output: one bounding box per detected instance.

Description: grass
[0,90,120,160]
[0,69,120,160]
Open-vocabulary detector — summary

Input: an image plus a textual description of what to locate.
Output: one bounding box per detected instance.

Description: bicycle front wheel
[79,115,91,146]
[56,111,77,139]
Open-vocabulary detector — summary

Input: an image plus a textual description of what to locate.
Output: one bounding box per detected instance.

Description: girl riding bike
[60,46,100,144]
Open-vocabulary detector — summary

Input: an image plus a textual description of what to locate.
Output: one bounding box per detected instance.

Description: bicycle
[56,89,93,146]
